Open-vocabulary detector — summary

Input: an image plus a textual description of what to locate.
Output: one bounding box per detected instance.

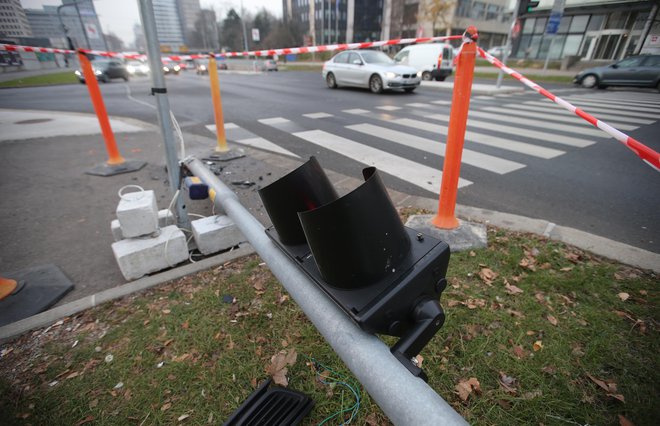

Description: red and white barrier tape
[477,47,660,172]
[1,35,462,62]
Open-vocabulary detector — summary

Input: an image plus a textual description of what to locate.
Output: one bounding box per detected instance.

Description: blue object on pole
[546,12,562,35]
[286,54,297,62]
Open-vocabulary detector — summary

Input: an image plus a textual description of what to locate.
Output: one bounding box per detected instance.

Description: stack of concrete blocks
[191,215,244,255]
[111,190,188,281]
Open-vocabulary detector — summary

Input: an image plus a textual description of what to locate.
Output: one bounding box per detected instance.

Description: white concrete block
[111,209,174,242]
[112,225,188,281]
[116,190,159,238]
[191,215,244,255]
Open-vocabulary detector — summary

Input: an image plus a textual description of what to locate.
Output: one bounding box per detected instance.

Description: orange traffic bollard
[208,54,228,152]
[78,51,125,164]
[78,52,145,176]
[0,277,17,301]
[432,27,478,230]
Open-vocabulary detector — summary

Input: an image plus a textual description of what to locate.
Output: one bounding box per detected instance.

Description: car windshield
[92,60,111,69]
[196,59,209,65]
[359,51,393,65]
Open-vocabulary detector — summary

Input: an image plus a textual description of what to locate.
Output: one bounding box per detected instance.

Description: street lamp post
[57,0,91,50]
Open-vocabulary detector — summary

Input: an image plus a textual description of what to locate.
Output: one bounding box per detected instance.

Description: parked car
[323,50,421,93]
[217,60,228,70]
[75,59,129,83]
[573,55,660,90]
[393,43,454,81]
[125,60,149,76]
[486,45,511,58]
[262,59,278,71]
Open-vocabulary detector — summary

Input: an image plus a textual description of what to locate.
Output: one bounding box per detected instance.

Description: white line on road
[303,112,334,119]
[343,108,370,115]
[391,117,565,159]
[482,106,639,131]
[561,98,660,114]
[426,114,594,148]
[523,101,660,120]
[346,123,525,174]
[376,105,402,111]
[502,103,654,125]
[205,124,299,158]
[564,95,660,108]
[258,117,291,125]
[292,129,472,193]
[125,85,156,110]
[467,110,611,137]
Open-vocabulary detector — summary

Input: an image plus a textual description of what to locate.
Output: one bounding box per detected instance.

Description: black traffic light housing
[258,157,450,380]
[518,0,540,16]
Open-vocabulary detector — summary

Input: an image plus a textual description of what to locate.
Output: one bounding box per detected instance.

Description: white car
[322,50,421,93]
[126,60,149,76]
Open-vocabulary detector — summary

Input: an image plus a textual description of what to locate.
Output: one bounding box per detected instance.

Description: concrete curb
[0,244,255,342]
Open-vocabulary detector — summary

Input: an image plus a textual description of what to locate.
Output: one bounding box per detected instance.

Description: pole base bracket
[85,159,146,176]
[204,149,245,162]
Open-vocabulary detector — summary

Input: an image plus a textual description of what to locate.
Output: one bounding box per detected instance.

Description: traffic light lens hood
[298,167,411,289]
[258,157,338,245]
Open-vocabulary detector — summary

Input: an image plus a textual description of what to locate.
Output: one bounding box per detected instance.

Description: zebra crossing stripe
[376,106,402,111]
[292,129,472,193]
[565,96,660,108]
[205,124,299,158]
[343,108,370,115]
[482,106,639,131]
[523,101,660,120]
[391,118,565,159]
[346,123,525,174]
[431,100,452,105]
[503,104,655,125]
[303,112,334,119]
[562,98,660,114]
[258,117,291,125]
[426,114,594,148]
[467,110,611,137]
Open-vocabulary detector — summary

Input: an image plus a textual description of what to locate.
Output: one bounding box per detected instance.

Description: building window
[586,14,604,32]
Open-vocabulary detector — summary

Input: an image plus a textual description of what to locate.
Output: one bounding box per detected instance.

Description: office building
[0,0,32,39]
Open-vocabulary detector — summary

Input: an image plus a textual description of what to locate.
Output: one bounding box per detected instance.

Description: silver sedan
[322,50,421,93]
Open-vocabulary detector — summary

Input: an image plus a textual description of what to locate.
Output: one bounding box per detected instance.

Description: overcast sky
[22,0,282,47]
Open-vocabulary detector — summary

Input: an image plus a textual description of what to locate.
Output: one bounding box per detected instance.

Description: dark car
[75,59,129,83]
[573,55,660,90]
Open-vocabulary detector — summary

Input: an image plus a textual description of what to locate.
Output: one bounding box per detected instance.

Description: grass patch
[0,223,657,425]
[281,64,324,72]
[0,72,79,88]
[473,71,575,84]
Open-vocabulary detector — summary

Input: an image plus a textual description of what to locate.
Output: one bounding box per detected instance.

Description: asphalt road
[1,70,658,253]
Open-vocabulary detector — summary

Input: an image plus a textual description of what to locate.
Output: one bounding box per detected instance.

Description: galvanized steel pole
[183,156,468,426]
[137,0,190,229]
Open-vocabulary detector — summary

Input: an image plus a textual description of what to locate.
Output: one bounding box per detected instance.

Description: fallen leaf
[618,414,635,426]
[66,372,80,380]
[533,340,543,351]
[504,282,524,295]
[75,415,94,426]
[455,377,481,401]
[161,402,172,411]
[414,354,424,368]
[498,372,517,394]
[266,349,298,387]
[521,390,542,399]
[560,267,573,272]
[519,257,536,272]
[539,262,552,270]
[162,309,171,315]
[447,300,461,307]
[545,314,558,326]
[469,251,476,257]
[609,393,625,403]
[479,268,498,286]
[172,353,191,362]
[181,321,189,330]
[178,414,190,421]
[506,309,525,318]
[617,292,630,302]
[496,399,512,410]
[541,365,557,375]
[512,345,527,359]
[586,373,617,393]
[88,399,98,409]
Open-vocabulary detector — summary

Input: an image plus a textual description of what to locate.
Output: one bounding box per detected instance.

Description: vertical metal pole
[137,0,190,229]
[496,0,520,88]
[635,2,659,55]
[74,1,91,50]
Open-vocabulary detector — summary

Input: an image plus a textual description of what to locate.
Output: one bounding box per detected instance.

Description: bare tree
[419,0,455,37]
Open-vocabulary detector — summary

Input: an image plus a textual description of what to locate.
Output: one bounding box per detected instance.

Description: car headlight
[94,70,102,75]
[385,72,398,79]
[163,66,169,72]
[417,71,422,77]
[140,65,149,73]
[173,65,181,71]
[200,65,206,71]
[127,66,135,73]
[74,70,81,76]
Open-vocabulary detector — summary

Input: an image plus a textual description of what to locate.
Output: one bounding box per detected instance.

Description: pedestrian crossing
[205,91,659,195]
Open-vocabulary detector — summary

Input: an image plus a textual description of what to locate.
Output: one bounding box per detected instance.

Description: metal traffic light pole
[137,0,190,230]
[183,156,468,426]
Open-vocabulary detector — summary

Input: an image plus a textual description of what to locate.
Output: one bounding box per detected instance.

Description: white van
[393,43,454,81]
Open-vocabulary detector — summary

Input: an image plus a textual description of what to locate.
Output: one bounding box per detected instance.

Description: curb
[0,244,255,343]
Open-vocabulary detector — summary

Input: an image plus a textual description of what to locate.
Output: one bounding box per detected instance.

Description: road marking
[376,105,402,111]
[292,129,471,193]
[426,114,594,148]
[467,110,611,137]
[482,106,639,131]
[346,123,525,174]
[561,98,660,114]
[258,117,291,125]
[523,101,660,120]
[431,100,451,105]
[502,104,655,125]
[565,95,660,108]
[124,85,156,110]
[303,112,334,119]
[205,124,299,158]
[343,108,370,115]
[391,117,565,159]
[405,103,431,108]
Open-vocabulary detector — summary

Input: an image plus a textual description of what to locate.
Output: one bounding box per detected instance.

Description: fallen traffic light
[258,157,450,380]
